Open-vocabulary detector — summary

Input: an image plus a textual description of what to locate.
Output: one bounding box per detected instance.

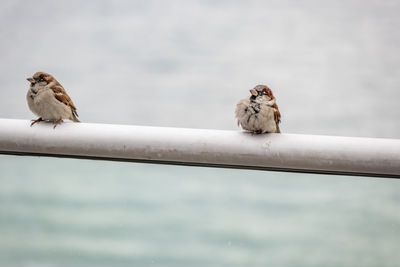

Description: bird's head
[249,84,274,101]
[27,72,57,89]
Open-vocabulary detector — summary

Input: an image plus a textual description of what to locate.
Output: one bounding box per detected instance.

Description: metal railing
[0,118,399,178]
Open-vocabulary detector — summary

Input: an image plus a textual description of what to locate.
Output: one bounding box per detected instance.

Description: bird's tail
[276,124,281,133]
[71,110,80,122]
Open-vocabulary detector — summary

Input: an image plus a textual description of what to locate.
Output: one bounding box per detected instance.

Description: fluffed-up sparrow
[26,72,80,128]
[235,84,281,134]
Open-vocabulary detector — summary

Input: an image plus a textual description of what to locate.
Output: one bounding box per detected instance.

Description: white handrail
[0,118,399,178]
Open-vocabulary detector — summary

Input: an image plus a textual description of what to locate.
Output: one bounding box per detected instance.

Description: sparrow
[235,84,281,134]
[26,72,80,128]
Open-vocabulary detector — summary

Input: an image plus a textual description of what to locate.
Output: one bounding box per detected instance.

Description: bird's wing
[269,101,281,124]
[265,99,281,123]
[51,85,78,115]
[274,106,281,124]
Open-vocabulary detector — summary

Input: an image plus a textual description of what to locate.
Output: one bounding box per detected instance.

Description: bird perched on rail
[235,84,281,134]
[26,72,80,128]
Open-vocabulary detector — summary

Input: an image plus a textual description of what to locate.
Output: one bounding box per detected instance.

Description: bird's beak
[27,77,35,83]
[250,89,258,96]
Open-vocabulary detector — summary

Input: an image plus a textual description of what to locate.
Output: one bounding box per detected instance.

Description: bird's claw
[30,117,43,127]
[53,119,63,129]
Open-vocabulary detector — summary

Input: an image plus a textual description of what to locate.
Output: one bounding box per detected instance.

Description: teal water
[1,156,399,267]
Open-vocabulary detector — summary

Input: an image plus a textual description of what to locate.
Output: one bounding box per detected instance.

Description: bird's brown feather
[51,86,76,110]
[264,87,281,124]
[51,85,80,121]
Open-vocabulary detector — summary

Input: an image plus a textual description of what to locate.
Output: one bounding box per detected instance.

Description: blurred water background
[0,0,400,266]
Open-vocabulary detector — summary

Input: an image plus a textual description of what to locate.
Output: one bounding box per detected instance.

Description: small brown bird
[235,85,281,134]
[26,72,80,128]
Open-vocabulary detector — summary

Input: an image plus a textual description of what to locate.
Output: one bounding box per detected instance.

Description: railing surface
[0,118,399,178]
